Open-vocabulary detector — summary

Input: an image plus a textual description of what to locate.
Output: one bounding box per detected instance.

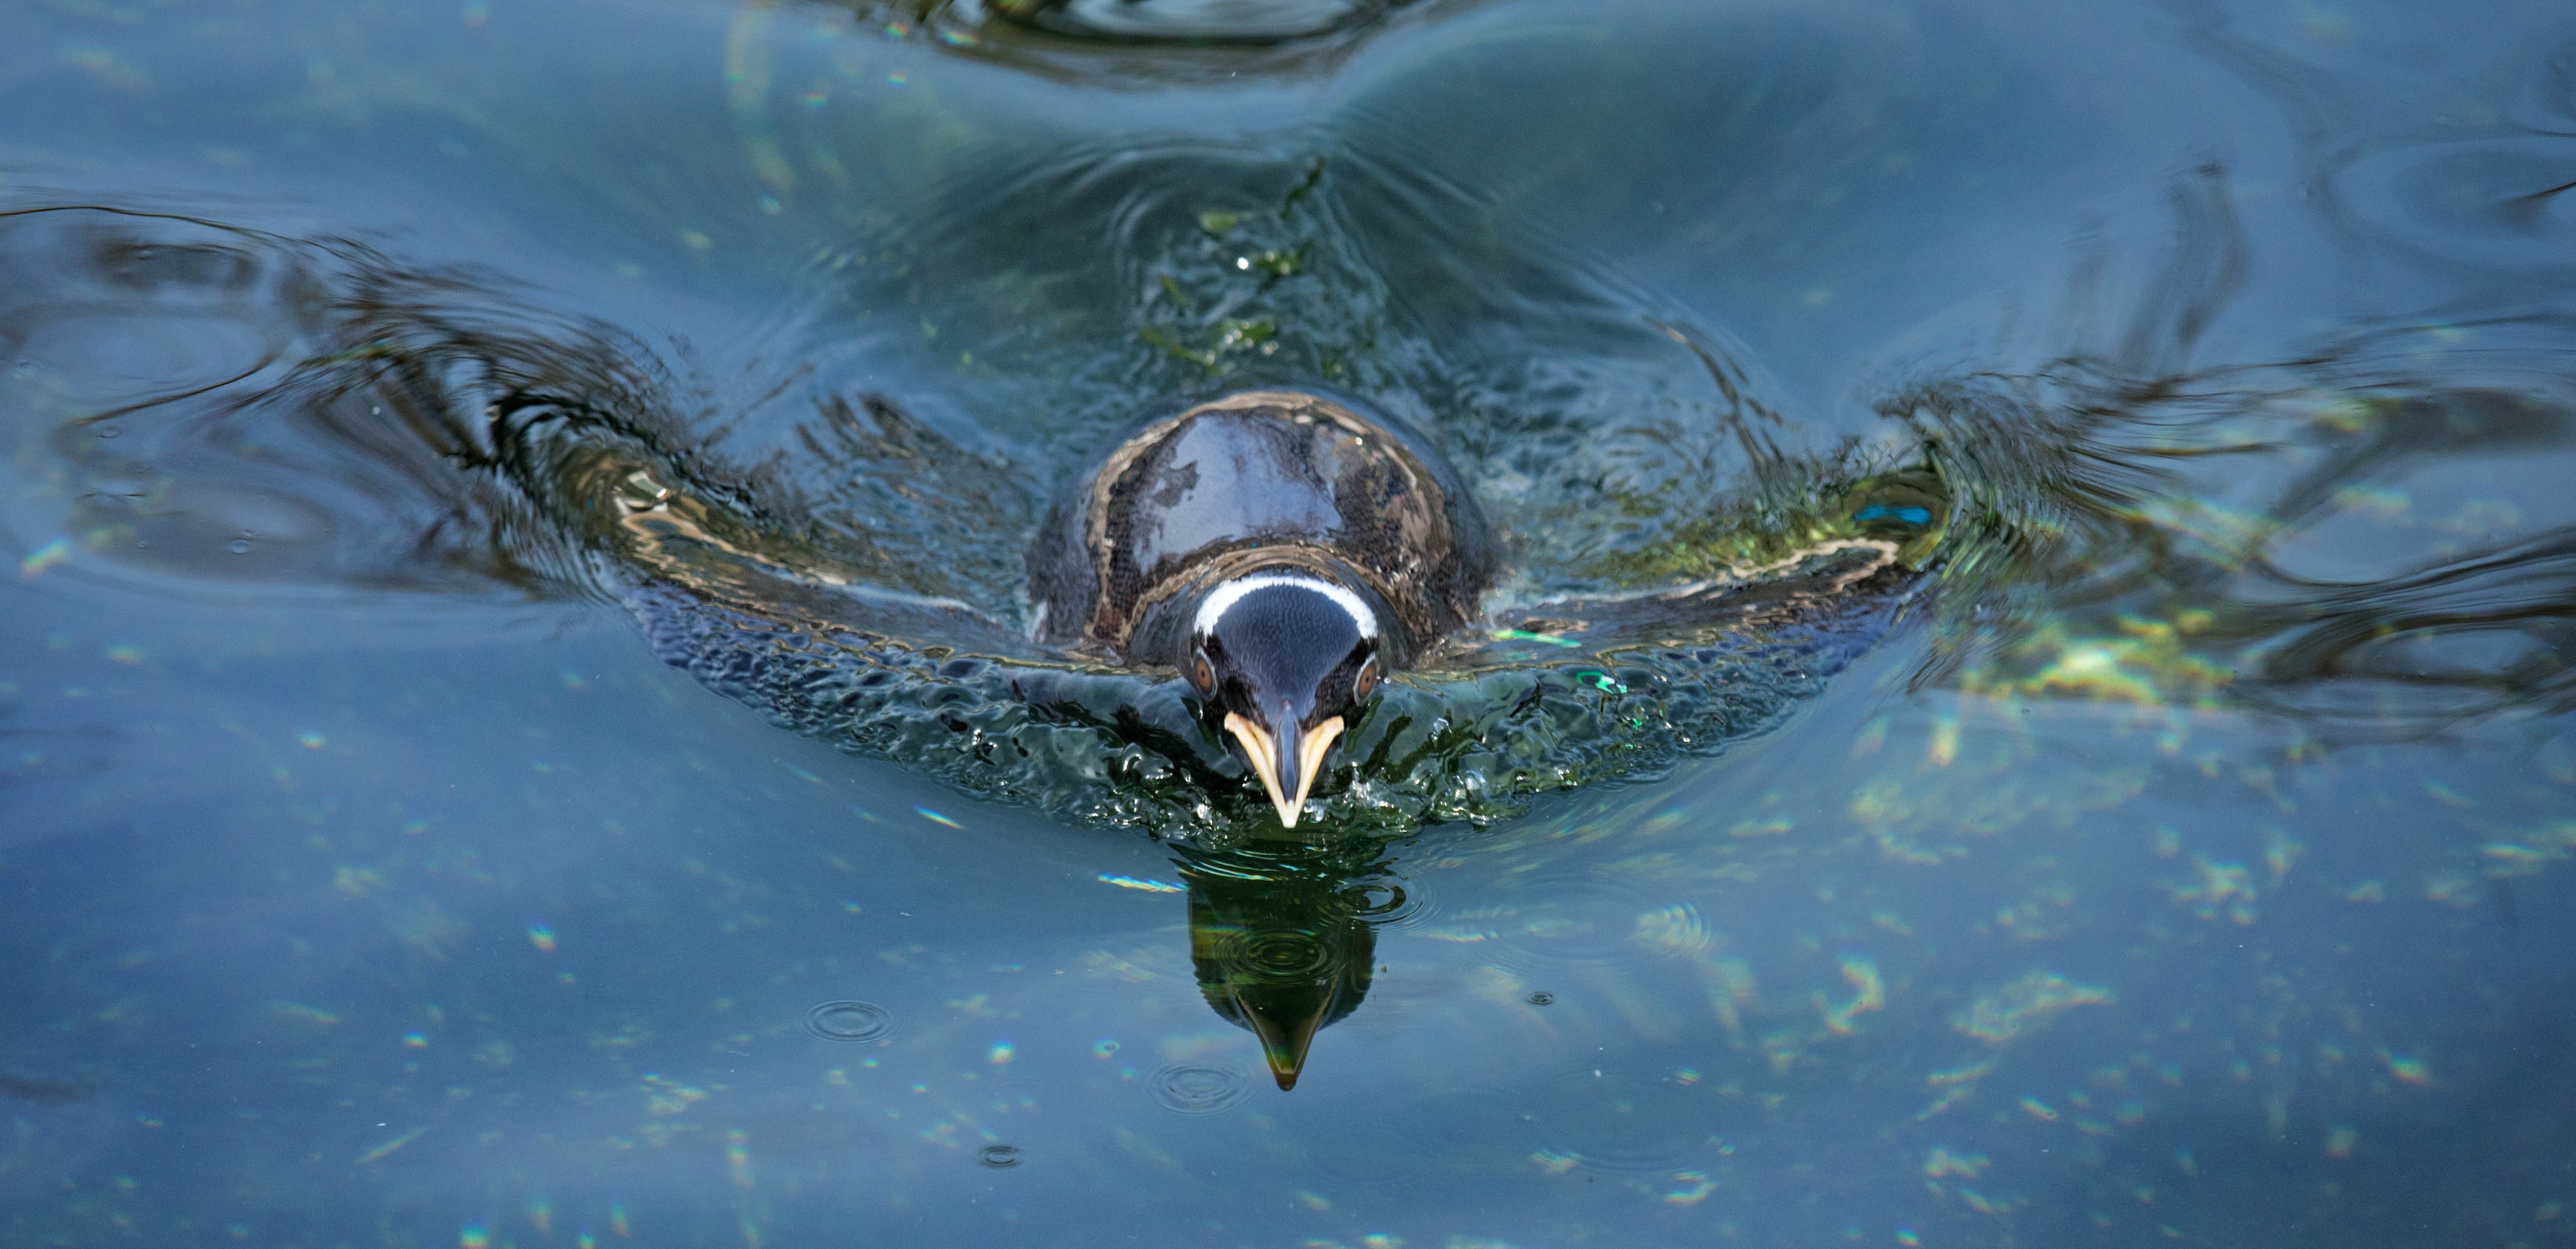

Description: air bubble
[804,999,892,1043]
[976,1144,1022,1168]
[227,539,252,555]
[1527,991,1555,1006]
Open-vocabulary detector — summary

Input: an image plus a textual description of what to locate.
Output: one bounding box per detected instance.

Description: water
[5,0,2575,1245]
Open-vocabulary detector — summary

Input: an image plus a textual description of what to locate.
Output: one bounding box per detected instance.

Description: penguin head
[1185,573,1384,829]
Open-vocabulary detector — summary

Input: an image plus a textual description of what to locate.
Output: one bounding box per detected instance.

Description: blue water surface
[6,0,2576,1245]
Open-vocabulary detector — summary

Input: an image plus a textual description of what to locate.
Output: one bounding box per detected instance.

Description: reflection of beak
[1222,713,1344,829]
[1228,985,1331,1090]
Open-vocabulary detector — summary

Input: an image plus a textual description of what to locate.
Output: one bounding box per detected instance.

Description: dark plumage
[1028,388,1496,827]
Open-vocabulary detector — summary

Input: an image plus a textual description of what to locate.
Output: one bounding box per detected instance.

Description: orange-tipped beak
[1223,713,1344,829]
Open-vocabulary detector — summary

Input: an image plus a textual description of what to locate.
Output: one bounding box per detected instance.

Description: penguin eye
[1190,654,1213,693]
[1352,658,1380,702]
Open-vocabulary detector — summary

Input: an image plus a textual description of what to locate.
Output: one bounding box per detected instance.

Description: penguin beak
[1223,712,1344,829]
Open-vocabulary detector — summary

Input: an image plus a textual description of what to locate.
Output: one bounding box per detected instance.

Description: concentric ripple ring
[1149,1062,1250,1114]
[804,999,894,1043]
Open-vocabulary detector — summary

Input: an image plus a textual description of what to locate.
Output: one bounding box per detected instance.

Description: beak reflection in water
[1180,841,1388,1090]
[1222,712,1346,829]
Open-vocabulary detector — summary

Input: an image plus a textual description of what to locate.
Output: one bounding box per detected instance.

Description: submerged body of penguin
[1027,388,1498,829]
[620,384,1927,1090]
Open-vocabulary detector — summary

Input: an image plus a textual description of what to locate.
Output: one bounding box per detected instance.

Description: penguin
[1028,388,1497,828]
[621,383,1925,1090]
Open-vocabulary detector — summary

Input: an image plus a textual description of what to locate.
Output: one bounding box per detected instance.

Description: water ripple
[1476,873,1670,975]
[1148,1062,1250,1114]
[1518,1067,1734,1176]
[803,1000,894,1044]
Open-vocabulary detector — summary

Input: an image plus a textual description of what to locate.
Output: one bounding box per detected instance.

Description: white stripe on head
[1193,573,1378,639]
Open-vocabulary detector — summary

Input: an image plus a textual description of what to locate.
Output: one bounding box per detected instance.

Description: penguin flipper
[626,576,1240,827]
[1439,539,1917,668]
